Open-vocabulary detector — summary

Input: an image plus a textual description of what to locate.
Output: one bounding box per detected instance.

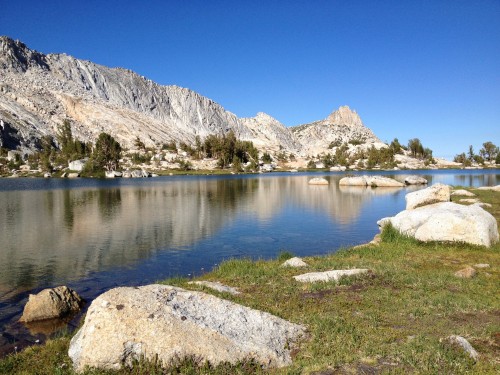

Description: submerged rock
[68,285,305,372]
[404,175,428,185]
[19,286,83,323]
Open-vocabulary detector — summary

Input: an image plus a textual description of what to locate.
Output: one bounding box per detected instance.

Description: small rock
[459,198,479,204]
[67,172,80,178]
[308,177,329,185]
[43,172,51,178]
[20,286,84,323]
[451,189,476,197]
[473,263,490,268]
[281,257,308,268]
[476,185,500,192]
[293,269,370,283]
[188,281,240,295]
[447,335,479,360]
[454,266,477,279]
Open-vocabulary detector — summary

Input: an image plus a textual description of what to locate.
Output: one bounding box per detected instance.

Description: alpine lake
[0,169,499,355]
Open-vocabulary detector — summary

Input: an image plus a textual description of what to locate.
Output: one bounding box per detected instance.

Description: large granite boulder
[378,202,499,247]
[68,285,305,372]
[339,176,404,187]
[19,286,83,323]
[405,183,450,210]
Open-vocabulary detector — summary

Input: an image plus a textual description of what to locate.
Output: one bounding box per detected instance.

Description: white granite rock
[405,183,450,210]
[447,335,479,360]
[378,202,499,247]
[293,269,370,283]
[451,189,476,197]
[68,285,305,372]
[281,257,308,268]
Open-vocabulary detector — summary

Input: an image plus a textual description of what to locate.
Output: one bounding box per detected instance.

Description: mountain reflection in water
[0,175,407,297]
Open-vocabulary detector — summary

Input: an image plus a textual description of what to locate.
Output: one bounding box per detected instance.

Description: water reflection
[1,175,400,297]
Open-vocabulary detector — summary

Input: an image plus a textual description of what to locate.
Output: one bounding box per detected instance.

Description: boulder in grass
[451,189,476,197]
[405,183,450,210]
[68,285,305,373]
[20,286,84,323]
[281,257,308,268]
[378,202,499,247]
[454,266,477,279]
[293,269,370,283]
[446,335,479,360]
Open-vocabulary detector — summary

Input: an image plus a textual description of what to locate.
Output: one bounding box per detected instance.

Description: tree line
[453,142,499,165]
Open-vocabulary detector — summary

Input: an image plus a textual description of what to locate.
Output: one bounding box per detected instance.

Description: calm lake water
[0,169,498,354]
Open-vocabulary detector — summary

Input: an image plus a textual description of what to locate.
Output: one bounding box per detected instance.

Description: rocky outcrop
[339,176,404,187]
[240,112,302,152]
[293,269,370,283]
[19,286,83,322]
[378,202,499,247]
[405,183,450,210]
[291,106,383,156]
[68,285,305,372]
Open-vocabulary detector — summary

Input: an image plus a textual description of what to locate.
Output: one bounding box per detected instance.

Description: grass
[1,187,499,374]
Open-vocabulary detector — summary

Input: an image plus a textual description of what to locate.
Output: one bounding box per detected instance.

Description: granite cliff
[0,36,381,156]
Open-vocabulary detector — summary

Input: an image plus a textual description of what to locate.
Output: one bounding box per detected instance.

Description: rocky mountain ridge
[0,36,382,156]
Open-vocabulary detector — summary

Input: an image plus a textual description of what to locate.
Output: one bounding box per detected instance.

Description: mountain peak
[0,35,49,72]
[326,105,363,127]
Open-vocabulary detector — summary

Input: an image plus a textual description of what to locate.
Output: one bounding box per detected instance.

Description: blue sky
[1,0,499,158]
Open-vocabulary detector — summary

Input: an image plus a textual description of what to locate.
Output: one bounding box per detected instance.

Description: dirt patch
[450,310,500,326]
[312,358,403,374]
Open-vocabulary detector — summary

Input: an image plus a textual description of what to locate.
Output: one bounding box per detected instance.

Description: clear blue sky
[1,0,499,158]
